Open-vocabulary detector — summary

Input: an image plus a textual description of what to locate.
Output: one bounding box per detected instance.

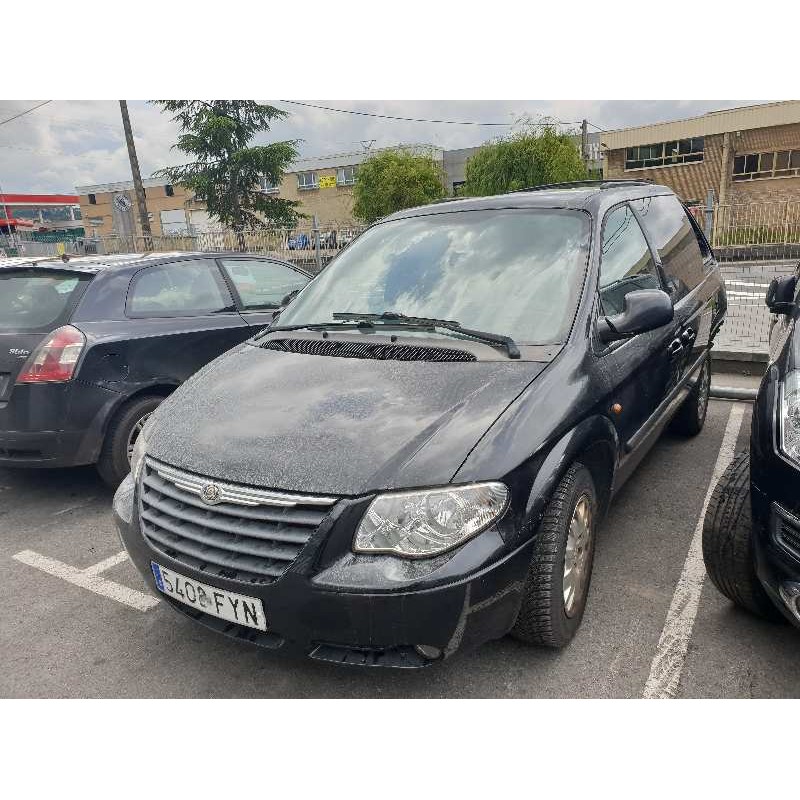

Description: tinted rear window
[0,269,91,332]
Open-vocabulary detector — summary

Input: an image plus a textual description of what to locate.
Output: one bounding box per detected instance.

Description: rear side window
[0,269,91,332]
[127,259,232,317]
[633,195,705,301]
[219,259,310,310]
[599,204,662,316]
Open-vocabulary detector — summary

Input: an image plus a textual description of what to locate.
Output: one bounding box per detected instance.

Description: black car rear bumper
[0,428,87,467]
[113,475,534,667]
[0,380,121,468]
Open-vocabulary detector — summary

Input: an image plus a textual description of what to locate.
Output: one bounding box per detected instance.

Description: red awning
[0,193,79,205]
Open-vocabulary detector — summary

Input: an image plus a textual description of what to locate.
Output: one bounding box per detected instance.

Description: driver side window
[599,204,662,316]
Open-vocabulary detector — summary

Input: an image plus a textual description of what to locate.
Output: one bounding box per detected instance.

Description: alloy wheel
[697,361,710,424]
[126,412,152,464]
[563,494,593,618]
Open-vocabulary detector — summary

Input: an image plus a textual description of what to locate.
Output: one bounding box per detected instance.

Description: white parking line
[643,403,745,699]
[12,549,159,612]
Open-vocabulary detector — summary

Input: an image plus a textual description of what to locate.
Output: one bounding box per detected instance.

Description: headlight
[780,370,800,466]
[130,424,149,483]
[353,482,509,559]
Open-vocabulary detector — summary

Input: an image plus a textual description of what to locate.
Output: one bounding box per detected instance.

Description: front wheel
[702,451,783,620]
[511,463,597,648]
[96,395,163,489]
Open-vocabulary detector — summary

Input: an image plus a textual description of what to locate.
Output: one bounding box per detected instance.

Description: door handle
[668,339,684,357]
[681,327,696,344]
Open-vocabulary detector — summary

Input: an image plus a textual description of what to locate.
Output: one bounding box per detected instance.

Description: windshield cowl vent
[259,337,477,362]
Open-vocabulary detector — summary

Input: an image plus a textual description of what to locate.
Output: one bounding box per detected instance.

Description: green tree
[463,122,588,196]
[352,148,445,224]
[151,101,301,247]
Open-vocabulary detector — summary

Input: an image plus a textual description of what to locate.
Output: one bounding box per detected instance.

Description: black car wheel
[702,451,783,621]
[96,395,163,489]
[511,463,597,648]
[670,354,711,436]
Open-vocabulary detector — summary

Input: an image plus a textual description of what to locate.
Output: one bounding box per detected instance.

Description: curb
[709,385,758,402]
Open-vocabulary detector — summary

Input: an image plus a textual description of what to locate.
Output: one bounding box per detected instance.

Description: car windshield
[277,208,591,345]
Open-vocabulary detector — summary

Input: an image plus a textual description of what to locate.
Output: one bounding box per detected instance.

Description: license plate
[150,562,267,631]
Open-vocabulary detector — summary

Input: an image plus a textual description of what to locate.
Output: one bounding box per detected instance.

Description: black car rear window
[0,269,92,333]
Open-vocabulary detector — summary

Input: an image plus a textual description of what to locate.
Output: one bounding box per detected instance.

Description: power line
[277,100,598,132]
[0,100,52,127]
[278,100,515,127]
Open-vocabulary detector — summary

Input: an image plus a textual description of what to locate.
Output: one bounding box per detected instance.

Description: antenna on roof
[360,140,376,153]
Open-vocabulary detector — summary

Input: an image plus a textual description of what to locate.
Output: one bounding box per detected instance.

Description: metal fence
[72,225,363,275]
[687,199,800,262]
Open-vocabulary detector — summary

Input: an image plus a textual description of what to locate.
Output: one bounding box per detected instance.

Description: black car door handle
[668,339,684,356]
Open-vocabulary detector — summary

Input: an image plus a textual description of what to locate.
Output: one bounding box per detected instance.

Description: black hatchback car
[115,180,727,666]
[0,252,310,486]
[703,265,800,628]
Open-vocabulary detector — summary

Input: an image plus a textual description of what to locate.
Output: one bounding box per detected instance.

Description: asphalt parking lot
[1,397,798,698]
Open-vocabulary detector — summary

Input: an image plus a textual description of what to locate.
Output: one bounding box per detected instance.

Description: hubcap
[563,494,593,618]
[697,361,710,422]
[126,413,152,463]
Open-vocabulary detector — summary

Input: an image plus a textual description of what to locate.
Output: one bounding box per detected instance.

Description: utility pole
[0,176,15,252]
[581,119,590,173]
[119,100,152,248]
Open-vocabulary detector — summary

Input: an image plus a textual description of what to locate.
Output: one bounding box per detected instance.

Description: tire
[701,451,782,620]
[511,463,597,648]
[670,354,711,436]
[96,394,163,489]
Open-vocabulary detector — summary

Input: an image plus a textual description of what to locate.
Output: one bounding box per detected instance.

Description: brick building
[76,145,441,237]
[602,101,800,205]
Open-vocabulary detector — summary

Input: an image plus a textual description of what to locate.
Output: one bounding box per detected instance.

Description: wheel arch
[524,415,620,532]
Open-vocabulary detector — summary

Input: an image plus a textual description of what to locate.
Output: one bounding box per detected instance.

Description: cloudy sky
[0,99,770,194]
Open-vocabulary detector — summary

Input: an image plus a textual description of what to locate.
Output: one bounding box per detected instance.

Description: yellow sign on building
[318,175,337,189]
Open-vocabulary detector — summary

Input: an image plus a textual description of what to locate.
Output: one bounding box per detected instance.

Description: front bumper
[751,488,800,627]
[113,475,534,667]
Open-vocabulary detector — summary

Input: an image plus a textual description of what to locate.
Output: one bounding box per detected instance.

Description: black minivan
[115,181,727,667]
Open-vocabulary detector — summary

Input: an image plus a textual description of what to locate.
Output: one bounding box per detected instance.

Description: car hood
[145,342,548,495]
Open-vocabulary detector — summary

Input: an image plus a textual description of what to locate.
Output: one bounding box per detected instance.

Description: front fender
[522,414,620,535]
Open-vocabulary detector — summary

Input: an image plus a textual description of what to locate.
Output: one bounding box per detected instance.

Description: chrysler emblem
[201,483,222,505]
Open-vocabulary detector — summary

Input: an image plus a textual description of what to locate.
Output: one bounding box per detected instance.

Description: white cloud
[0,99,768,194]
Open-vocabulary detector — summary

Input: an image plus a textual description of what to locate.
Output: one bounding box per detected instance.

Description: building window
[337,166,357,186]
[624,137,704,170]
[164,184,175,197]
[297,171,318,190]
[88,193,97,204]
[259,176,280,194]
[159,209,189,235]
[733,149,800,181]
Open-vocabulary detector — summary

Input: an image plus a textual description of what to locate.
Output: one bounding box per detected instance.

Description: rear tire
[511,463,597,648]
[701,451,782,620]
[96,395,163,489]
[670,354,711,436]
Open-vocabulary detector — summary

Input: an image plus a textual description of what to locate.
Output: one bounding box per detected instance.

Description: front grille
[139,458,338,585]
[260,337,476,362]
[775,506,800,561]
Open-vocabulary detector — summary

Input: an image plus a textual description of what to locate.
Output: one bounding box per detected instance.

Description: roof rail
[510,179,654,193]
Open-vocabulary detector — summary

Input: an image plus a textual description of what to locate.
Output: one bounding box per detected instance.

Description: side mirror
[597,289,674,343]
[766,275,797,315]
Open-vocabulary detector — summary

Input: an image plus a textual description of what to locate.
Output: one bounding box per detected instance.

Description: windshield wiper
[331,311,521,359]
